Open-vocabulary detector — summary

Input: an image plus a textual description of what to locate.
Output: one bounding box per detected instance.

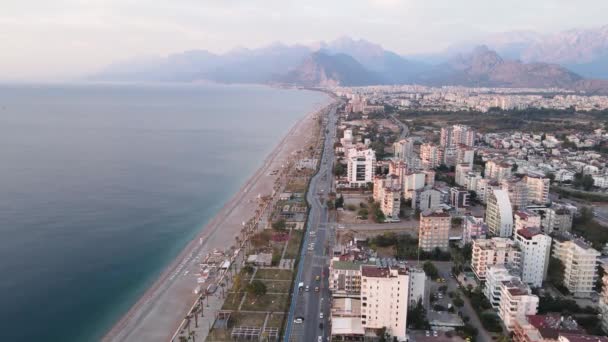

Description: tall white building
[346,148,376,187]
[419,209,451,251]
[420,143,444,169]
[552,233,600,297]
[486,189,514,237]
[498,280,539,331]
[408,268,427,306]
[440,125,475,147]
[393,138,414,162]
[360,267,409,341]
[455,163,473,187]
[485,265,520,308]
[415,188,442,211]
[514,227,551,288]
[472,237,521,281]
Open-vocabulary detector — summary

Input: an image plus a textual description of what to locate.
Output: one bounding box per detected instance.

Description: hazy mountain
[444,25,608,79]
[417,46,583,88]
[278,51,382,87]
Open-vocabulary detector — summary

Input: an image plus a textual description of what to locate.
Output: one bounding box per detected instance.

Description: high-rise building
[501,178,529,209]
[552,233,600,297]
[346,148,376,187]
[599,274,608,334]
[472,238,521,281]
[361,266,409,341]
[419,209,451,251]
[415,188,442,211]
[463,215,487,244]
[440,125,475,147]
[485,265,521,308]
[388,159,408,186]
[408,268,427,306]
[456,144,475,167]
[485,160,513,181]
[525,172,550,204]
[498,280,539,331]
[393,138,414,162]
[450,187,470,210]
[514,227,551,288]
[420,143,444,169]
[486,189,514,237]
[513,210,541,232]
[455,163,473,187]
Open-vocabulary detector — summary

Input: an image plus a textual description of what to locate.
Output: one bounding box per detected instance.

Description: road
[433,262,492,342]
[391,113,410,139]
[284,103,339,342]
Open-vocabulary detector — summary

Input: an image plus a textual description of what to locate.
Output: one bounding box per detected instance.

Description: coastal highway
[284,103,338,341]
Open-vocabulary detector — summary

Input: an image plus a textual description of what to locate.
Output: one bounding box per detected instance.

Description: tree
[547,256,566,291]
[335,194,344,208]
[357,208,369,219]
[333,163,346,177]
[577,206,595,224]
[423,261,439,279]
[407,299,430,330]
[247,280,267,298]
[453,296,464,308]
[271,219,287,231]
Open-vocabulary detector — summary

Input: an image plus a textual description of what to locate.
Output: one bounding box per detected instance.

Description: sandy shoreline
[103,96,333,341]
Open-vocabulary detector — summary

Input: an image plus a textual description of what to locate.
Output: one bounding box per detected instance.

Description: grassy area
[266,313,285,328]
[206,312,268,342]
[254,269,293,281]
[285,178,307,193]
[221,292,245,311]
[240,293,290,312]
[259,280,292,293]
[553,186,608,202]
[283,231,303,259]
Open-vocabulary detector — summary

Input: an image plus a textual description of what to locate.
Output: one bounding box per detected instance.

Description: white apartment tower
[418,209,451,251]
[552,233,600,297]
[360,267,409,341]
[514,227,551,288]
[346,148,376,186]
[420,143,444,169]
[498,280,539,331]
[393,138,414,162]
[525,173,550,204]
[485,160,512,181]
[440,125,475,147]
[486,189,514,237]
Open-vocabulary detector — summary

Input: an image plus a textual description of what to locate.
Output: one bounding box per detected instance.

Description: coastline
[103,96,334,341]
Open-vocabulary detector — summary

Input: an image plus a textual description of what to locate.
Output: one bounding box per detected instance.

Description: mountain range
[92,31,608,92]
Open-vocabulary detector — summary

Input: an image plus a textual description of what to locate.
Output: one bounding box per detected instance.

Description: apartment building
[373,175,401,220]
[419,209,451,252]
[485,160,513,181]
[599,274,608,334]
[514,227,551,288]
[485,265,521,308]
[415,188,442,211]
[501,178,529,209]
[393,138,414,162]
[463,215,487,244]
[472,237,521,281]
[388,159,408,186]
[408,268,427,306]
[361,267,409,341]
[455,163,473,187]
[329,260,368,298]
[552,233,600,297]
[346,148,376,187]
[420,143,444,169]
[525,172,550,204]
[514,210,542,232]
[498,280,539,331]
[440,124,475,147]
[486,189,514,237]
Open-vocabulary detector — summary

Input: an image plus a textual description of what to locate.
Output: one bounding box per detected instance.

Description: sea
[0,82,328,341]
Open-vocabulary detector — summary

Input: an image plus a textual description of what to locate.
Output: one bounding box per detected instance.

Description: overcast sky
[2,0,608,80]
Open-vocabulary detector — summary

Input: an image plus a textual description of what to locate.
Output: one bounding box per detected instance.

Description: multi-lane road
[284,103,338,342]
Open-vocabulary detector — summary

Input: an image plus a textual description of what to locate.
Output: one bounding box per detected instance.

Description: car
[315,275,320,281]
[294,317,304,323]
[315,286,320,292]
[319,312,324,319]
[433,331,438,337]
[425,331,430,336]
[318,337,323,342]
[305,286,310,292]
[319,322,324,329]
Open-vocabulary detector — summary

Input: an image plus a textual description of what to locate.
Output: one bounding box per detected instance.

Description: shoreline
[103,97,334,341]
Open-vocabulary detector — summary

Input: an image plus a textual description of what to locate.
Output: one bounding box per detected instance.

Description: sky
[2,0,608,80]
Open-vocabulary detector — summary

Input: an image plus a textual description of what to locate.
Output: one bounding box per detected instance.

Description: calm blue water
[0,83,328,341]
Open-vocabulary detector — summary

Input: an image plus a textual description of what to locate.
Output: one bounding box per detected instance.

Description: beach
[103,99,333,341]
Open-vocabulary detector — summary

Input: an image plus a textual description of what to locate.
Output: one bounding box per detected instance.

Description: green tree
[333,163,346,177]
[271,219,287,231]
[423,261,439,279]
[335,194,344,208]
[547,256,566,291]
[247,280,267,298]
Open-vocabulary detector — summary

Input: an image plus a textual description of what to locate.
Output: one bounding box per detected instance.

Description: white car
[319,312,324,319]
[294,317,304,323]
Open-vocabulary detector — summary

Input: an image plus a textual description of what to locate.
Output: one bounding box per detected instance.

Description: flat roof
[331,317,364,336]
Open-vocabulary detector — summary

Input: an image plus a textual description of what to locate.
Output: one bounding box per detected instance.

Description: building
[513,314,592,342]
[599,274,608,334]
[525,173,550,204]
[329,260,368,298]
[456,144,475,167]
[476,178,501,204]
[450,187,470,210]
[403,172,426,193]
[514,210,542,232]
[373,175,401,220]
[472,238,521,281]
[515,227,552,288]
[463,215,487,244]
[527,205,574,234]
[552,233,600,297]
[388,159,408,186]
[498,280,539,331]
[501,178,529,209]
[416,188,442,211]
[486,189,514,237]
[346,148,376,187]
[485,265,521,308]
[408,268,427,306]
[420,143,444,169]
[360,267,409,341]
[393,139,414,162]
[419,209,451,252]
[486,160,513,181]
[440,125,475,147]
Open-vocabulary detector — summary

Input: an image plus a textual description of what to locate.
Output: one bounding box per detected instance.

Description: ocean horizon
[0,82,328,341]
